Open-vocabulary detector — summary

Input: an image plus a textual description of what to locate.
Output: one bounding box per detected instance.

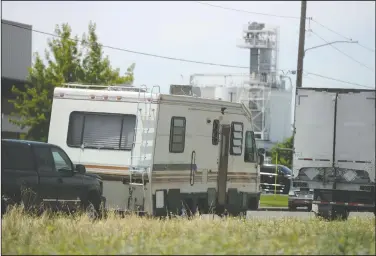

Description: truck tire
[84,192,101,220]
[85,202,99,220]
[1,198,7,217]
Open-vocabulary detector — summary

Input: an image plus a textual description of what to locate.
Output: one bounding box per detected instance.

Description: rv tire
[248,197,259,211]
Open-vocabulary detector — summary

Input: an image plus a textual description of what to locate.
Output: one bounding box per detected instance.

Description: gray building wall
[1,19,32,137]
[1,19,32,81]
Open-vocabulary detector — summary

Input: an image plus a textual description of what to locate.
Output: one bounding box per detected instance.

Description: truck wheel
[85,202,99,220]
[84,194,101,220]
[1,198,7,217]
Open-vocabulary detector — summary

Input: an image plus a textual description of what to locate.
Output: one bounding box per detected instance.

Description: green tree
[9,22,135,142]
[270,136,294,169]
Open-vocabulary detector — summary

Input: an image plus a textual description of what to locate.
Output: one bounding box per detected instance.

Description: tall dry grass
[1,207,375,255]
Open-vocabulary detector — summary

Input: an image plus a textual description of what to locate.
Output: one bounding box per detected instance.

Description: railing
[61,83,149,92]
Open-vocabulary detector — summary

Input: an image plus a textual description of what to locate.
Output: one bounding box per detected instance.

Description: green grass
[260,194,288,207]
[2,207,375,255]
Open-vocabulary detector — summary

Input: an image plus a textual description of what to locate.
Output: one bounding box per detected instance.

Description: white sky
[2,1,375,93]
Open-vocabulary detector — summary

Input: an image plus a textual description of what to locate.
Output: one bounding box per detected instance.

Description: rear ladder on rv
[127,85,160,214]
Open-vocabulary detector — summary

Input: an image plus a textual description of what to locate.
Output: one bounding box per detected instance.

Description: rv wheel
[238,211,247,219]
[248,197,259,211]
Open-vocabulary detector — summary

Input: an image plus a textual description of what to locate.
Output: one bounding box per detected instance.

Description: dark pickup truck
[1,139,105,218]
[260,164,292,194]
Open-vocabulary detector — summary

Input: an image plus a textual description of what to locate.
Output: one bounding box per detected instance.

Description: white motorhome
[289,87,375,219]
[48,84,263,217]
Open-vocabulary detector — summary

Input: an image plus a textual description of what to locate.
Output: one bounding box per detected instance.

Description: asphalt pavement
[201,210,374,220]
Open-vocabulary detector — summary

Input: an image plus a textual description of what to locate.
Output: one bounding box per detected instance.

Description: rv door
[217,125,230,210]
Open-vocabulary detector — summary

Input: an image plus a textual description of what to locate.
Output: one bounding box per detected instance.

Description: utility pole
[296,1,307,88]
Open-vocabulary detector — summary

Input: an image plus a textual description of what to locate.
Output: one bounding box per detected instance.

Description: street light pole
[293,40,358,89]
[304,40,358,56]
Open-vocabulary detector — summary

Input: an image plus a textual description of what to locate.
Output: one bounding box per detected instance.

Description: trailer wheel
[288,203,297,211]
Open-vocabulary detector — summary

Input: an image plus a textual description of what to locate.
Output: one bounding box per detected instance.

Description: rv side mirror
[259,154,264,166]
[75,164,86,174]
[257,148,265,155]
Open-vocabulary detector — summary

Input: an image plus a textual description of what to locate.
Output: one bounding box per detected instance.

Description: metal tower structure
[236,22,280,140]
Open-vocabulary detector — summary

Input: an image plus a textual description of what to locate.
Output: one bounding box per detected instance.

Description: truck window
[67,112,136,150]
[51,147,72,171]
[230,122,243,156]
[244,131,256,162]
[169,116,186,153]
[33,147,55,172]
[212,119,219,145]
[261,166,276,174]
[2,142,34,171]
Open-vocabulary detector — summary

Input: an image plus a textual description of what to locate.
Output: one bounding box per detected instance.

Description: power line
[311,30,374,72]
[193,1,304,19]
[306,71,375,89]
[2,20,373,89]
[192,2,375,53]
[311,18,375,53]
[1,20,249,70]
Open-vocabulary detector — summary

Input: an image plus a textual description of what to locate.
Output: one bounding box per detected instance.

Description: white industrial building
[170,22,294,151]
[1,19,33,139]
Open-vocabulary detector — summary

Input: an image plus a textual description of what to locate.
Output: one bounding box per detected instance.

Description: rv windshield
[296,167,371,183]
[244,131,256,162]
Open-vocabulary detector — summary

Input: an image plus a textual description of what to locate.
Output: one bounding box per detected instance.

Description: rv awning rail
[61,83,148,92]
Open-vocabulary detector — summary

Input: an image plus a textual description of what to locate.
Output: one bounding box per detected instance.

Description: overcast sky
[2,1,375,93]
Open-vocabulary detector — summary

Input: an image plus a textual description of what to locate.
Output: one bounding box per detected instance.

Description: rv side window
[169,117,186,153]
[67,112,136,150]
[230,122,243,156]
[212,119,220,145]
[244,131,256,162]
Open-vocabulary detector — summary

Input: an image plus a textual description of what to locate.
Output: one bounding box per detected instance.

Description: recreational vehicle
[48,84,263,217]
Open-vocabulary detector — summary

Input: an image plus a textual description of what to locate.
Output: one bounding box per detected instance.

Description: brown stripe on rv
[153,164,192,171]
[85,165,129,171]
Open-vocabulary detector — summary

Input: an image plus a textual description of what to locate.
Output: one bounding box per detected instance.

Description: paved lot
[246,210,374,219]
[202,210,374,220]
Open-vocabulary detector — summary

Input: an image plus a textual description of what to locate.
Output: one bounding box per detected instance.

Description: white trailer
[48,84,263,217]
[289,87,375,219]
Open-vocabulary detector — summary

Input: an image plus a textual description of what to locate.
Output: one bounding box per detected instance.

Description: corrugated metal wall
[1,19,32,81]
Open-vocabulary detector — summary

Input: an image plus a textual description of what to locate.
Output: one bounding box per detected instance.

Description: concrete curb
[258,207,289,211]
[258,207,309,212]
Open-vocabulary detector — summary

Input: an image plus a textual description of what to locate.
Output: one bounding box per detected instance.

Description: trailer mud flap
[312,188,375,216]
